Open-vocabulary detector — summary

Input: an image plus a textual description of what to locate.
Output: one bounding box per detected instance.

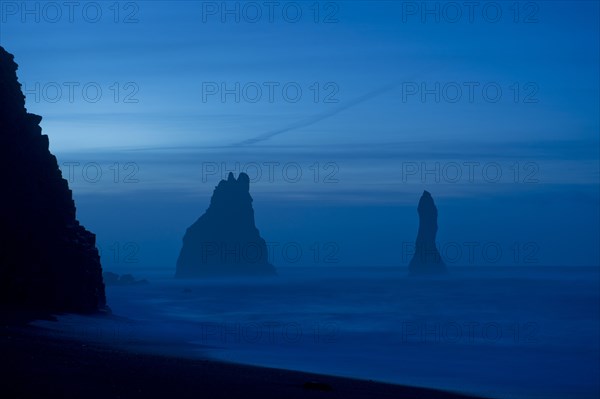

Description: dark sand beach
[1,312,484,399]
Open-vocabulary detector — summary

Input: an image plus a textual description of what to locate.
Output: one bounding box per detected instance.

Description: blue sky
[1,1,598,269]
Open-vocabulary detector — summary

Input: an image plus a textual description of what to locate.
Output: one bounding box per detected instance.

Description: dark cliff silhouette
[0,46,106,312]
[176,172,276,277]
[409,191,446,274]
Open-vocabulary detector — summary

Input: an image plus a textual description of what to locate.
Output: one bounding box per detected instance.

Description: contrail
[232,82,402,147]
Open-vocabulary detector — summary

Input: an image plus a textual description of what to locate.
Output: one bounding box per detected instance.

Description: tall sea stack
[409,190,446,274]
[0,46,106,312]
[176,172,276,277]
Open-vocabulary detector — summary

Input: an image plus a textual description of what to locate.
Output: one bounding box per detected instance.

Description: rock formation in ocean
[103,272,148,286]
[176,172,276,277]
[0,46,106,312]
[409,190,446,274]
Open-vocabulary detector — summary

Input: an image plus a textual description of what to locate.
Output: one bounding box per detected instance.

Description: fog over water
[35,266,600,399]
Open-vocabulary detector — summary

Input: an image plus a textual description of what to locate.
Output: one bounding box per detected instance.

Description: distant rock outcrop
[409,191,446,274]
[176,172,275,277]
[103,272,148,286]
[0,46,106,312]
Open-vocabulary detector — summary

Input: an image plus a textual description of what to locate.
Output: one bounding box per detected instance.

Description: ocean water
[35,267,600,399]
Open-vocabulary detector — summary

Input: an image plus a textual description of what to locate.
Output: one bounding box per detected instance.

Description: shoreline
[1,315,487,399]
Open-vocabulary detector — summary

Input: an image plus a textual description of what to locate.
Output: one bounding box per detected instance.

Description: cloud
[232,83,401,146]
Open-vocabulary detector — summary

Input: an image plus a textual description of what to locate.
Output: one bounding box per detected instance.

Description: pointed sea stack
[0,46,106,312]
[176,172,276,277]
[409,191,446,274]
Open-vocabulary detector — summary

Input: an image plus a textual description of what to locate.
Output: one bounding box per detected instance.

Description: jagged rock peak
[176,172,275,277]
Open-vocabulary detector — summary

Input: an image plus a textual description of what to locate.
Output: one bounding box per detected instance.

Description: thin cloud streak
[232,83,401,146]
